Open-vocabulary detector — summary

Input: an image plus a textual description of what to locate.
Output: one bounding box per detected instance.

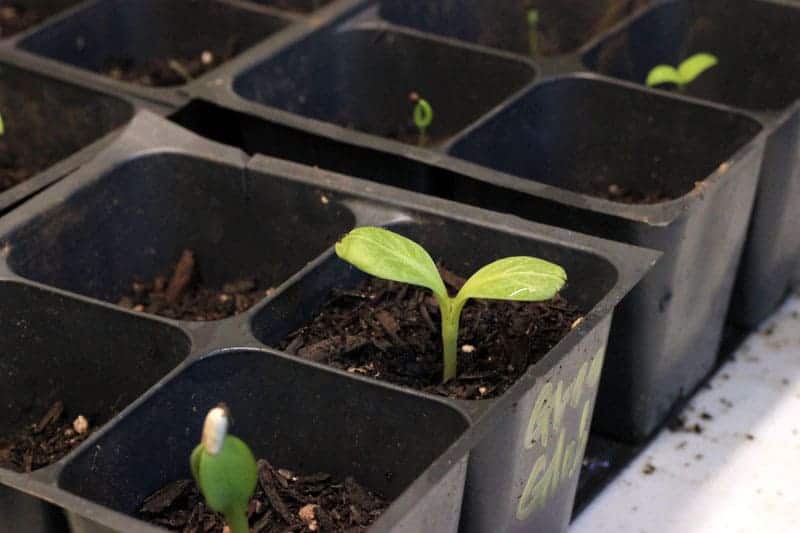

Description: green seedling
[646,52,718,90]
[191,405,257,533]
[335,227,567,383]
[527,8,540,58]
[409,92,433,146]
[0,112,5,136]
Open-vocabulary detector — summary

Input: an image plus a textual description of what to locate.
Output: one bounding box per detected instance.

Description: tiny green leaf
[677,53,718,85]
[456,257,566,305]
[335,227,447,300]
[645,65,682,87]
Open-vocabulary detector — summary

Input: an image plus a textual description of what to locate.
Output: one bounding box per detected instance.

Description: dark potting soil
[117,250,275,321]
[102,40,240,87]
[140,459,387,532]
[0,2,78,38]
[0,401,94,472]
[280,267,580,400]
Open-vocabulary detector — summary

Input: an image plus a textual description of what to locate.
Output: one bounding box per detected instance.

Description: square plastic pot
[232,23,536,147]
[0,112,658,532]
[60,348,471,533]
[0,281,191,532]
[375,0,651,58]
[443,75,765,442]
[0,60,133,214]
[584,0,800,329]
[14,0,293,104]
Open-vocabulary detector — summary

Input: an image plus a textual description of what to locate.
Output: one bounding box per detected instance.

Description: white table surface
[571,293,800,533]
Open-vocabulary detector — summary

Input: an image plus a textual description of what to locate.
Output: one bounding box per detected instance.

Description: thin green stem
[438,296,465,383]
[225,509,250,533]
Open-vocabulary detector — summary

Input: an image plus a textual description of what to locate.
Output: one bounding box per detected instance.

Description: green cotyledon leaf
[335,227,448,300]
[677,53,718,85]
[195,435,257,516]
[646,65,682,87]
[455,256,566,305]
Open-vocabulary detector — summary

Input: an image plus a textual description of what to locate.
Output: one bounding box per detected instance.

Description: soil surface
[118,250,274,321]
[140,458,387,532]
[0,401,94,472]
[280,267,580,400]
[102,39,240,87]
[0,2,78,38]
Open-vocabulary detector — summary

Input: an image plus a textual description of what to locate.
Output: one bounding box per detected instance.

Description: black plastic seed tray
[0,112,656,532]
[153,0,770,449]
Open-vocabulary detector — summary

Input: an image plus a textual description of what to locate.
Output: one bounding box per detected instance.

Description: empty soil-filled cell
[449,76,759,203]
[250,0,335,14]
[379,0,649,58]
[233,27,535,146]
[584,0,800,111]
[0,282,189,473]
[58,349,469,532]
[0,0,81,38]
[0,63,132,194]
[3,153,355,320]
[18,0,289,87]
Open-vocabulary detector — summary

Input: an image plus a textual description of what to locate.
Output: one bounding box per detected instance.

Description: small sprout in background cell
[409,91,433,146]
[335,227,567,383]
[191,405,257,533]
[0,111,5,136]
[646,52,719,91]
[527,8,540,58]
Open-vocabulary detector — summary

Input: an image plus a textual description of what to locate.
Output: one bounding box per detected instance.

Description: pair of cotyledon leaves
[646,52,718,88]
[334,227,567,309]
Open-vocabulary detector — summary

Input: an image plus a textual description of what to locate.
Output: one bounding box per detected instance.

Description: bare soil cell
[140,459,386,532]
[117,250,274,321]
[102,39,240,87]
[280,267,580,400]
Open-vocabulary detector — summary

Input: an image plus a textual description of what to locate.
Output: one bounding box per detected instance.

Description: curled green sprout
[646,52,718,91]
[410,92,433,144]
[191,405,257,533]
[335,227,567,383]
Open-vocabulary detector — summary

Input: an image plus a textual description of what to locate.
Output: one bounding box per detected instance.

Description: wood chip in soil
[280,266,581,400]
[139,459,387,533]
[0,401,94,472]
[117,249,275,321]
